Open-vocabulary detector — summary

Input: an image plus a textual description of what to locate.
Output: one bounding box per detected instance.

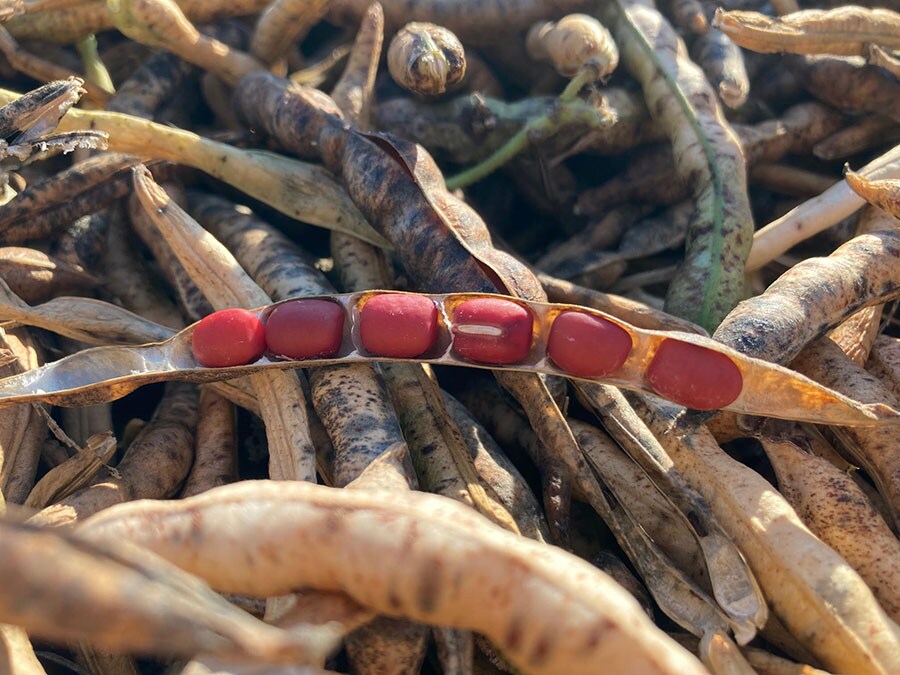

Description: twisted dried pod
[77,480,709,675]
[388,22,466,95]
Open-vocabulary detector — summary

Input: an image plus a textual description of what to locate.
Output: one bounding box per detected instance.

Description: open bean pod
[0,291,896,426]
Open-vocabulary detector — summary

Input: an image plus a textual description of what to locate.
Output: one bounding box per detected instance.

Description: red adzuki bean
[547,311,632,377]
[451,298,533,364]
[359,294,439,358]
[265,299,345,359]
[191,308,267,368]
[645,339,743,410]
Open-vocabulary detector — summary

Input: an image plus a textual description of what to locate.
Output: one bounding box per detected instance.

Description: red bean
[645,339,743,410]
[265,299,345,359]
[191,308,267,368]
[359,294,439,358]
[452,298,533,364]
[547,311,632,377]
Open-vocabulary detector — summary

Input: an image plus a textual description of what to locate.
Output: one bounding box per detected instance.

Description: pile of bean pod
[0,0,899,674]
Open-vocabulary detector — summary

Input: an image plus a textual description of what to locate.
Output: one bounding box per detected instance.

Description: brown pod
[792,337,900,531]
[345,618,428,675]
[714,230,900,366]
[388,22,466,95]
[0,247,98,304]
[181,387,237,498]
[0,519,333,664]
[128,186,214,322]
[690,29,749,109]
[29,382,199,527]
[0,154,149,245]
[790,54,900,123]
[0,318,44,505]
[107,49,198,119]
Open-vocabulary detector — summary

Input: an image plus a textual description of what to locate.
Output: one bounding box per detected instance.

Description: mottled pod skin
[646,339,743,410]
[547,311,632,377]
[265,299,345,359]
[451,298,533,364]
[359,294,439,358]
[191,309,267,368]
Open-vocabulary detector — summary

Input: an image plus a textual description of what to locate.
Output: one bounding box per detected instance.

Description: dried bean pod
[460,378,744,642]
[78,480,709,675]
[231,73,545,299]
[0,290,178,346]
[792,337,900,531]
[714,7,900,56]
[790,55,900,124]
[330,1,383,131]
[388,22,466,95]
[604,0,753,329]
[0,247,98,304]
[539,273,705,335]
[0,322,44,504]
[813,115,899,162]
[526,14,618,78]
[0,290,898,427]
[0,86,386,249]
[662,0,708,33]
[250,0,329,66]
[107,0,263,86]
[691,29,749,109]
[761,433,900,623]
[438,391,550,541]
[107,49,198,119]
[0,519,335,663]
[181,388,237,498]
[103,205,184,330]
[28,382,199,527]
[845,169,900,220]
[327,0,591,43]
[24,432,117,509]
[53,211,109,272]
[575,384,765,637]
[344,618,428,675]
[0,153,148,245]
[868,336,900,402]
[714,230,900,365]
[574,102,842,217]
[631,396,900,675]
[129,185,214,322]
[376,88,658,164]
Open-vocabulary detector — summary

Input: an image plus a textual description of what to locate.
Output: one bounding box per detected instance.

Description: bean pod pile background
[0,0,900,674]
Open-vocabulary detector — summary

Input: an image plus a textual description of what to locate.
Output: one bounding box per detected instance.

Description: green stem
[445,124,532,190]
[445,67,599,190]
[611,0,729,331]
[75,34,115,94]
[559,68,596,102]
